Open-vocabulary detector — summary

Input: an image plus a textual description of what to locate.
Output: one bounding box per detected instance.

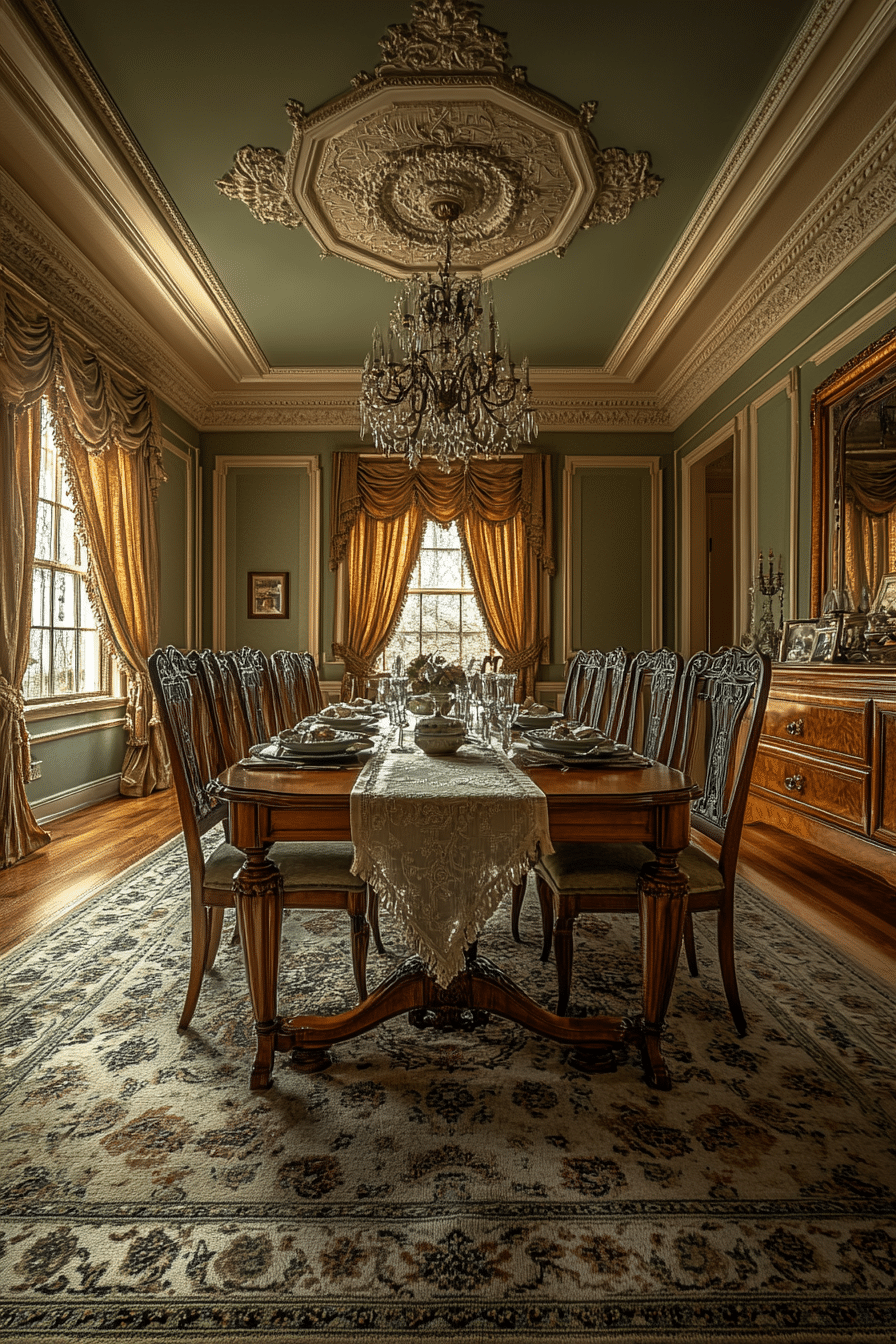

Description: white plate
[313,712,379,733]
[524,729,612,756]
[514,709,565,729]
[275,729,372,756]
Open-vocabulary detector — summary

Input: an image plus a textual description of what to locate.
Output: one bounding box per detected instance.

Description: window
[383,519,493,668]
[23,405,109,702]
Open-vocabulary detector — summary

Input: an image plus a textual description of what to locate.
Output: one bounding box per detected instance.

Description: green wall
[198,431,676,683]
[675,224,896,619]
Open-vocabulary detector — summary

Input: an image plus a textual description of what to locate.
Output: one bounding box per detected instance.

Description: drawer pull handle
[784,773,805,793]
[785,718,804,736]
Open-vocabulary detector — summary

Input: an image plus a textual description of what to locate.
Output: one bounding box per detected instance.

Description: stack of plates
[246,727,374,767]
[523,728,647,766]
[313,707,380,734]
[513,708,565,731]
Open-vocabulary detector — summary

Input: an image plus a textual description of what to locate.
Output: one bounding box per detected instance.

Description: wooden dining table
[217,745,699,1094]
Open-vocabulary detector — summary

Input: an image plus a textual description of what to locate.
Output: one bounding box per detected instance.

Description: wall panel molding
[212,455,321,657]
[562,456,662,660]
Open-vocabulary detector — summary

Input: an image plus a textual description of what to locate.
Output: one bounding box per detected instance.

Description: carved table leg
[233,846,284,1091]
[637,851,689,1091]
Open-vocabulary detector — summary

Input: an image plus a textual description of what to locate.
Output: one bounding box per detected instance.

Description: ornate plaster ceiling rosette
[217,0,662,278]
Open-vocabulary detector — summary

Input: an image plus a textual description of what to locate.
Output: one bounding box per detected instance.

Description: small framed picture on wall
[248,571,289,619]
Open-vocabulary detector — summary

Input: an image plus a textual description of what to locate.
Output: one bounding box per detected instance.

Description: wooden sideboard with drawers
[745,664,896,887]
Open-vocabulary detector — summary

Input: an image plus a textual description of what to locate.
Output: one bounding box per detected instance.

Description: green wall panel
[226,463,311,656]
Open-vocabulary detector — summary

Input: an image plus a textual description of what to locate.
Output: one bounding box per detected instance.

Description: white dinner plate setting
[523,727,613,756]
[243,736,371,769]
[312,709,380,733]
[513,709,566,731]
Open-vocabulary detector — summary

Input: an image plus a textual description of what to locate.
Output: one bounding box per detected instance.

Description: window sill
[25,694,127,723]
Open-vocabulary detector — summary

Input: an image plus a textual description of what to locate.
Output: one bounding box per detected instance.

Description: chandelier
[359,199,537,471]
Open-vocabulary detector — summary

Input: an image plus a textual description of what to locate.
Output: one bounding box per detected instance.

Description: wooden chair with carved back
[148,645,372,1029]
[270,649,322,727]
[226,646,281,747]
[594,646,634,736]
[533,645,771,1029]
[614,648,684,760]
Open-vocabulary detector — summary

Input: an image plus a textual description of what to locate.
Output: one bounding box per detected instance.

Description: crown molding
[661,108,896,426]
[4,0,269,379]
[0,170,211,424]
[605,0,855,379]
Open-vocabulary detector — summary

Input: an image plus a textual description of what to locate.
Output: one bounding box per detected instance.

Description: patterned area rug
[2,830,895,1344]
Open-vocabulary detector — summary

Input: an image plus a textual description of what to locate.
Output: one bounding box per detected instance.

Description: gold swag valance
[329,453,555,699]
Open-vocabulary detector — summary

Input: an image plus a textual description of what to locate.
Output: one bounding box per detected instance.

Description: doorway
[682,435,736,656]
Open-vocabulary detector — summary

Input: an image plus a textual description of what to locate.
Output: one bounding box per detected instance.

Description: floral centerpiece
[407,653,466,702]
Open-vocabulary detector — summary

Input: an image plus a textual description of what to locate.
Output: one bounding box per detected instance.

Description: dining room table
[216,727,699,1094]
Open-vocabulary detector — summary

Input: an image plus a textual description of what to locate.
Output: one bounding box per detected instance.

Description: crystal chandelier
[360,200,537,472]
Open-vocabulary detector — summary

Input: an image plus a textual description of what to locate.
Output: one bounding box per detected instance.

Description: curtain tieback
[500,637,546,674]
[0,674,25,722]
[332,643,372,676]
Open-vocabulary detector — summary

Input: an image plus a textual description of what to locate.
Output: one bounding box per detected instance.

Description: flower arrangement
[408,653,466,694]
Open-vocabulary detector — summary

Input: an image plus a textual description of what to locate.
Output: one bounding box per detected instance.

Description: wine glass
[387,674,412,752]
[495,672,517,752]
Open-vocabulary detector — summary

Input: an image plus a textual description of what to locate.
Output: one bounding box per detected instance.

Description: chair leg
[510,879,526,942]
[205,906,226,971]
[179,902,211,1031]
[554,911,575,1016]
[716,905,747,1037]
[367,885,386,955]
[535,875,554,962]
[682,911,698,977]
[348,890,370,1002]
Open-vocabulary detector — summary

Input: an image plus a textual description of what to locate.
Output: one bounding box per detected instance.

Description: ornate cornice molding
[606,0,851,376]
[17,0,268,371]
[662,112,896,426]
[0,172,209,424]
[200,388,668,433]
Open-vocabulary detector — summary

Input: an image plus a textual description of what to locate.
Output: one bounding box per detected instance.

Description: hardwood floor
[0,788,182,956]
[1,791,894,988]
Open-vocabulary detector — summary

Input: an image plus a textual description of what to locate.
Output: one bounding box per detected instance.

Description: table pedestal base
[258,952,641,1092]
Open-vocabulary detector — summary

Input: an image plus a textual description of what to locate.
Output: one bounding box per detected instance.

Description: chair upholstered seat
[537,841,723,897]
[204,840,365,892]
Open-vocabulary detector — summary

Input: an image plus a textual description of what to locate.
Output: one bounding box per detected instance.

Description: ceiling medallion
[217,0,662,279]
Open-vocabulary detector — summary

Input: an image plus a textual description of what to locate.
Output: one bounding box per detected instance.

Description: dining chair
[148,645,373,1029]
[594,646,633,735]
[533,645,772,1030]
[561,648,629,730]
[227,646,281,745]
[270,649,322,726]
[614,648,684,760]
[194,648,254,766]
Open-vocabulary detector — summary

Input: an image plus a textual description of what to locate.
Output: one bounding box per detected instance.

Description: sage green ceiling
[54,0,817,369]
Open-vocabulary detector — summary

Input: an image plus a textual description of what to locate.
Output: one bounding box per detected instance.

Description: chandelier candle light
[360,198,537,471]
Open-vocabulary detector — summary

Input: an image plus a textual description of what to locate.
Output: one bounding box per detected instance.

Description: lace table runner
[350,737,553,986]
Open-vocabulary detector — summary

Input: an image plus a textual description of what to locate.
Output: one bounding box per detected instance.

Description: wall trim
[29,771,121,823]
[161,435,201,648]
[679,422,746,655]
[27,716,126,746]
[212,455,321,658]
[562,455,662,660]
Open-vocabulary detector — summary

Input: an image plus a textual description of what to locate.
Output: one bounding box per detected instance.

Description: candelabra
[743,549,785,659]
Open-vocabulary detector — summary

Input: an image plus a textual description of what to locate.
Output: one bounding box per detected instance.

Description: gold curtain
[0,291,170,859]
[330,454,554,698]
[0,400,51,868]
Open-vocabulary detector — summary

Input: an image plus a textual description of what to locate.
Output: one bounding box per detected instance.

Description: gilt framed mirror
[810,325,896,617]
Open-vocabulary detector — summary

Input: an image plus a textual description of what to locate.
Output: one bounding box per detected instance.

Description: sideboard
[745,664,896,886]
